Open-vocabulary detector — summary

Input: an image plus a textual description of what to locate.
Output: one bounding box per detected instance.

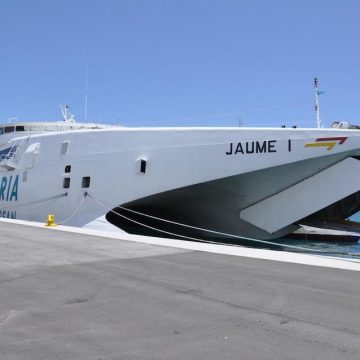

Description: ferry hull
[1,127,360,240]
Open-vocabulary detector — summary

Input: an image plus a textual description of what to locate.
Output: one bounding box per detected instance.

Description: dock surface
[1,221,360,360]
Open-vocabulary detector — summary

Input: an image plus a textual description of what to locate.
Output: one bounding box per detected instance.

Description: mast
[60,104,75,122]
[314,77,321,128]
[84,66,89,122]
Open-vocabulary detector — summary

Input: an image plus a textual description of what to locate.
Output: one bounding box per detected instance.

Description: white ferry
[0,105,359,240]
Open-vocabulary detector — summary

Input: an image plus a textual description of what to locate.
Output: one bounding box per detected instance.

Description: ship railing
[0,123,109,135]
[0,143,22,170]
[0,145,17,161]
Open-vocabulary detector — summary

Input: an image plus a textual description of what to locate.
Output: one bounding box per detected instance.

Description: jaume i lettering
[0,175,19,202]
[226,140,277,155]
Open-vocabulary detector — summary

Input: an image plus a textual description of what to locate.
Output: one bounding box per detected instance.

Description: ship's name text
[226,140,277,155]
[0,210,16,219]
[0,175,19,202]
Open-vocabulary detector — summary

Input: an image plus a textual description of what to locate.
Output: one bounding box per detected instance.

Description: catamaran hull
[1,127,359,240]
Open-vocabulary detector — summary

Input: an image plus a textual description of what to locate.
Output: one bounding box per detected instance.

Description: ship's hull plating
[1,127,360,240]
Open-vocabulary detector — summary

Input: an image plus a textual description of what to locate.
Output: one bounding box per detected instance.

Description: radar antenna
[314,77,321,128]
[60,104,75,123]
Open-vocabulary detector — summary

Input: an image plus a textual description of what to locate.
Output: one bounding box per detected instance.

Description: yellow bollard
[46,214,57,227]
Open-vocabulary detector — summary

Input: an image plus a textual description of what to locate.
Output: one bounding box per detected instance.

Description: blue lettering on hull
[0,210,16,219]
[0,175,19,202]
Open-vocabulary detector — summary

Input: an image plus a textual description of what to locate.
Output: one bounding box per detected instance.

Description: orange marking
[305,136,347,150]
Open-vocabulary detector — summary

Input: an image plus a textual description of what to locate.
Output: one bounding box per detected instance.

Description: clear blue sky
[1,0,360,127]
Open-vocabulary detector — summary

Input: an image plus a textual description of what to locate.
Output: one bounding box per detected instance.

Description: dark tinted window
[4,126,14,133]
[82,177,90,188]
[140,160,147,174]
[63,178,70,189]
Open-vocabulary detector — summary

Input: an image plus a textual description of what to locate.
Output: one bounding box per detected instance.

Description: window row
[63,177,90,189]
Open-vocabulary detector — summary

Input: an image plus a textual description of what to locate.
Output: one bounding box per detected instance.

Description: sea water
[350,212,360,222]
[279,212,360,258]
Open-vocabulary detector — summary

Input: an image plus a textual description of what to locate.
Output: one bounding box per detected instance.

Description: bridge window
[4,126,14,133]
[65,165,71,173]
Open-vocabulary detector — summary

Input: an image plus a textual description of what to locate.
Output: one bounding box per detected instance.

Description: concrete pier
[1,220,360,360]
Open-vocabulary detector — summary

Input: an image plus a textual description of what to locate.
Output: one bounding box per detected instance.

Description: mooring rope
[87,193,360,260]
[2,189,358,261]
[0,193,68,210]
[57,195,86,225]
[0,192,83,225]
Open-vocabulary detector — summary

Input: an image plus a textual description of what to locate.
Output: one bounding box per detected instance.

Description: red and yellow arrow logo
[304,137,347,150]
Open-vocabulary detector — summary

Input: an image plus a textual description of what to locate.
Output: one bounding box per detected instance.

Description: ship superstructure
[0,109,359,240]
